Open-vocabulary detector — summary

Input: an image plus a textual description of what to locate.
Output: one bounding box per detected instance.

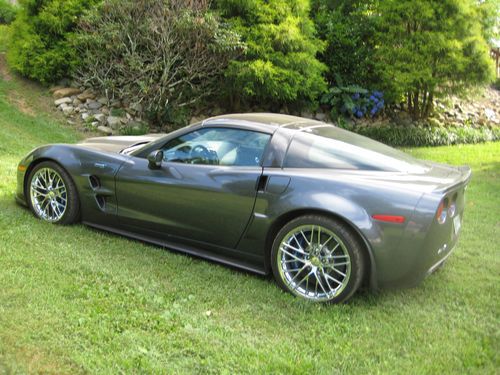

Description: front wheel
[27,161,80,225]
[271,215,365,303]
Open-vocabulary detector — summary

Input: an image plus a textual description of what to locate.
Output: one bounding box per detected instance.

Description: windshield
[284,126,427,172]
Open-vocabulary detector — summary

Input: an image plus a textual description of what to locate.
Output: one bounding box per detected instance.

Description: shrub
[340,123,500,147]
[7,0,100,84]
[321,76,384,119]
[311,0,377,89]
[214,0,327,111]
[77,0,243,126]
[0,0,17,24]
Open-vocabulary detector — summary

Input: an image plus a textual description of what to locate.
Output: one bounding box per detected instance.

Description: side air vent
[95,195,106,210]
[89,175,100,190]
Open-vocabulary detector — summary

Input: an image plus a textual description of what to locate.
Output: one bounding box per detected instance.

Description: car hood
[77,134,164,154]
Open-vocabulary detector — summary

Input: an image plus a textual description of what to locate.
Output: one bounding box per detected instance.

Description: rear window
[284,126,426,172]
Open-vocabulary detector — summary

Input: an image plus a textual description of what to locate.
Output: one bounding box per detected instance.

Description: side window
[161,128,271,167]
[285,132,382,170]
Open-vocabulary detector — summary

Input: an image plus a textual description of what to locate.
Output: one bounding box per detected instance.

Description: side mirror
[148,150,163,169]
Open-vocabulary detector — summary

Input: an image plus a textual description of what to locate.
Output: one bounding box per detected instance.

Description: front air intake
[95,195,106,210]
[89,175,100,190]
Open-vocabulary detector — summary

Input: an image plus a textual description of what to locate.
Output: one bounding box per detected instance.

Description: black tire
[271,215,365,303]
[27,161,80,225]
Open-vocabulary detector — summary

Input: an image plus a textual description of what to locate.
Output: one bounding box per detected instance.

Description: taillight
[448,193,457,218]
[436,198,448,224]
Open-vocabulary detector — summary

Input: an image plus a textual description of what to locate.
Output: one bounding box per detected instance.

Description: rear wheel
[271,215,365,303]
[27,161,80,225]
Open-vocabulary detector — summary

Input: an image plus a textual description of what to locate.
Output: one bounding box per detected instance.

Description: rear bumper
[427,243,455,275]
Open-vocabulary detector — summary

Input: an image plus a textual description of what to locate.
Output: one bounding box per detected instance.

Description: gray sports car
[16,113,471,303]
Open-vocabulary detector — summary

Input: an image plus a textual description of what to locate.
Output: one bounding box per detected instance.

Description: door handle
[258,176,291,194]
[256,175,269,191]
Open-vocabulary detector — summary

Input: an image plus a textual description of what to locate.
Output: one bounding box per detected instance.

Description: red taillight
[372,214,406,224]
[436,198,448,224]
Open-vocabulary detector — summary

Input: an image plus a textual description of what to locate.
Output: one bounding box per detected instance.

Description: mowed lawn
[0,74,499,374]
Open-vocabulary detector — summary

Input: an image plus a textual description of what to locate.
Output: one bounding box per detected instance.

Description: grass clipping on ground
[0,64,499,374]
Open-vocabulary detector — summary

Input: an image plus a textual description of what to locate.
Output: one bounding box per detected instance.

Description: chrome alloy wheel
[30,167,68,222]
[277,225,352,301]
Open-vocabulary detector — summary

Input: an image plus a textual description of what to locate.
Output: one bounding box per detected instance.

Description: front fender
[17,144,129,225]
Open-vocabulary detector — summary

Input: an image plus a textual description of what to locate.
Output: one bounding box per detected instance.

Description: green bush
[7,0,100,84]
[341,124,500,147]
[0,24,10,52]
[214,0,326,111]
[0,0,17,24]
[77,0,243,126]
[311,0,377,89]
[320,75,386,119]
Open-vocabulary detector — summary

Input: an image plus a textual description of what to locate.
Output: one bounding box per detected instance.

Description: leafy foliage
[311,0,377,88]
[476,0,500,42]
[321,75,384,119]
[7,0,100,84]
[374,0,495,119]
[0,24,10,52]
[312,0,495,120]
[77,0,243,125]
[214,0,327,111]
[0,0,17,24]
[342,123,500,147]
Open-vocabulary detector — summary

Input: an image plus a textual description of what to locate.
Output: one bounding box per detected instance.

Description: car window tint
[161,128,271,167]
[285,127,426,172]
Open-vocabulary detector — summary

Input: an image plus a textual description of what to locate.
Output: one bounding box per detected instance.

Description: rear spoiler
[440,165,472,194]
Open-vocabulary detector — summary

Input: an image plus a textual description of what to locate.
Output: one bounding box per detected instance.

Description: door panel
[115,157,262,249]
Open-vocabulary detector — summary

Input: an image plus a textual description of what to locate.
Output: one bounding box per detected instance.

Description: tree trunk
[424,92,434,117]
[421,90,428,117]
[412,90,420,120]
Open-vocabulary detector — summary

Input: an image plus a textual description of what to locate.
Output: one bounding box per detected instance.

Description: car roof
[202,113,328,132]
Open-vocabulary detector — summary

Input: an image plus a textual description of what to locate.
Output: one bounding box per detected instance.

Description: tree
[7,0,100,84]
[476,0,499,42]
[375,0,494,119]
[214,0,326,111]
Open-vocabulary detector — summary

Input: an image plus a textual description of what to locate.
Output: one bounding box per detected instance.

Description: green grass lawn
[0,69,499,374]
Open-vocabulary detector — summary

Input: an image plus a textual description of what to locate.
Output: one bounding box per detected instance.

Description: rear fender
[238,172,423,288]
